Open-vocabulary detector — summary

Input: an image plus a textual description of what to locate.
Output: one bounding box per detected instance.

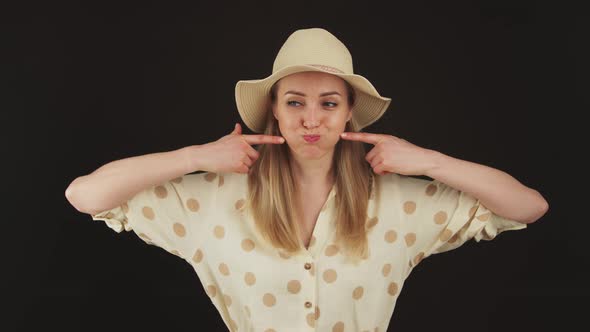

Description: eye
[324,102,337,107]
[287,101,301,107]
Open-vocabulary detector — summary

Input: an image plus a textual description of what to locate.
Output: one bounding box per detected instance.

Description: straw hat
[234,28,392,133]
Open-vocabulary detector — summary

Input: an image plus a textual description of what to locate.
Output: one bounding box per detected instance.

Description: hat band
[306,64,345,74]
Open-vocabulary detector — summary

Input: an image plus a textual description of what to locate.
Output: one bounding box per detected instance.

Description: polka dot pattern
[89,168,528,332]
[287,280,301,294]
[352,286,364,300]
[186,198,200,212]
[173,223,186,237]
[384,230,397,243]
[241,238,255,252]
[263,293,276,307]
[403,201,416,214]
[323,269,337,283]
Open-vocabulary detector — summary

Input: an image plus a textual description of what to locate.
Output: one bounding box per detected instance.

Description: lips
[303,135,320,143]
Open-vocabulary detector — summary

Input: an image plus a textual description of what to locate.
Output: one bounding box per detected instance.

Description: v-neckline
[302,183,337,256]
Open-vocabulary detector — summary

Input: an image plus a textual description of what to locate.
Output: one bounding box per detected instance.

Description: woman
[66,28,548,332]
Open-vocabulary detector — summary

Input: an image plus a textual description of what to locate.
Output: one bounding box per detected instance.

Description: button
[305,301,312,308]
[304,263,312,270]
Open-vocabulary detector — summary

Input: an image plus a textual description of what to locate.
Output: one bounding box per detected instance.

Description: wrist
[179,145,201,174]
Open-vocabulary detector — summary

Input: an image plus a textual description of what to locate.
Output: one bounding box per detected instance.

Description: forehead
[277,71,347,93]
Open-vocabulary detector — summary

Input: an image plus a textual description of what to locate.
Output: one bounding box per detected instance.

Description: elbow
[524,191,549,224]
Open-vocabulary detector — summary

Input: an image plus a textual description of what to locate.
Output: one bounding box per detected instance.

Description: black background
[4,0,586,331]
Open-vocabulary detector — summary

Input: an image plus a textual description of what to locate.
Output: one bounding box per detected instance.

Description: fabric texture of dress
[91,171,527,332]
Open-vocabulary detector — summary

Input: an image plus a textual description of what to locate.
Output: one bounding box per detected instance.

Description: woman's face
[272,71,353,160]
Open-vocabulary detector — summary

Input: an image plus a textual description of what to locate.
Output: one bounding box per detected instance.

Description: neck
[290,150,335,187]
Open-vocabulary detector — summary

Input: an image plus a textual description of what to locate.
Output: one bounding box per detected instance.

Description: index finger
[340,132,382,145]
[242,134,285,145]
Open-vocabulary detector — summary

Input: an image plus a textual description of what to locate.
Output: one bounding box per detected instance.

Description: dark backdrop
[5,0,585,331]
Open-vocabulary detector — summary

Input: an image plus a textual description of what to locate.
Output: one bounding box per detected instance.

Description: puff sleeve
[396,175,527,267]
[90,172,221,260]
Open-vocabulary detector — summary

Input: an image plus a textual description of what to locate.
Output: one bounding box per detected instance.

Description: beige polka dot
[306,313,316,327]
[323,269,337,283]
[219,263,230,276]
[214,225,225,239]
[142,206,155,220]
[448,233,459,243]
[122,202,129,213]
[218,175,224,187]
[352,286,364,300]
[223,293,232,307]
[404,233,416,247]
[186,198,200,212]
[205,172,217,182]
[367,216,379,229]
[387,282,399,296]
[206,285,217,298]
[413,252,425,265]
[228,317,237,331]
[279,251,291,259]
[170,249,180,256]
[192,249,203,263]
[154,185,168,198]
[235,199,245,210]
[403,201,416,214]
[477,212,491,221]
[434,211,448,224]
[425,183,438,196]
[264,329,276,332]
[244,272,256,286]
[333,321,345,332]
[440,229,453,242]
[263,293,276,307]
[244,305,251,318]
[241,238,255,252]
[287,280,301,294]
[173,223,186,237]
[382,263,392,277]
[171,177,182,184]
[384,230,397,243]
[325,244,339,256]
[309,235,316,247]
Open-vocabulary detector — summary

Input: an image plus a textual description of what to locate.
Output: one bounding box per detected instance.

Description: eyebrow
[284,90,341,97]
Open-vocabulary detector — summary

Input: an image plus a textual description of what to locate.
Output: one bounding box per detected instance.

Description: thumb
[231,123,242,135]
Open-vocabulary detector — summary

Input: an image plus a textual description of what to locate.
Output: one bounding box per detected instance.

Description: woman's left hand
[340,132,440,176]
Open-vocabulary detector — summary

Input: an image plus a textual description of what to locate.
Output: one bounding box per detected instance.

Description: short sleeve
[90,172,221,260]
[398,175,527,266]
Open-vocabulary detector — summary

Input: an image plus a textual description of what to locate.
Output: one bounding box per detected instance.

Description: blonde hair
[246,78,379,263]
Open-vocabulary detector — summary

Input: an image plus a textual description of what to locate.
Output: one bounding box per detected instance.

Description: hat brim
[235,65,391,133]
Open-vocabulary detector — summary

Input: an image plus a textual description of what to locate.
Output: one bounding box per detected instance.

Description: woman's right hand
[186,123,285,174]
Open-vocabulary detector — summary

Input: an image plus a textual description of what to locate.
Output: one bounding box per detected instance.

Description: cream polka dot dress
[91,171,527,332]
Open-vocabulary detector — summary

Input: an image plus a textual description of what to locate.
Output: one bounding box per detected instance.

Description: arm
[65,146,200,215]
[425,150,549,224]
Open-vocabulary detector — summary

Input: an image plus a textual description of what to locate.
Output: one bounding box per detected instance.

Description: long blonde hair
[246,78,379,263]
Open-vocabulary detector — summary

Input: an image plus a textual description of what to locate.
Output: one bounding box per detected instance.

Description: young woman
[66,28,548,332]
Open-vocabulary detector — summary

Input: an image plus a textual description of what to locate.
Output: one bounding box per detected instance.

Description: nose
[303,105,320,129]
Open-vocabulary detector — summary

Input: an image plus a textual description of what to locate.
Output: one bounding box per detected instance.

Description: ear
[346,110,352,122]
[272,104,279,120]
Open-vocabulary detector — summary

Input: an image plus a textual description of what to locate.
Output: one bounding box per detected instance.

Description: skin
[271,71,352,186]
[222,71,548,224]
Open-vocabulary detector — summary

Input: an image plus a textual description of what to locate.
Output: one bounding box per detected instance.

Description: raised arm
[65,147,193,216]
[65,123,284,215]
